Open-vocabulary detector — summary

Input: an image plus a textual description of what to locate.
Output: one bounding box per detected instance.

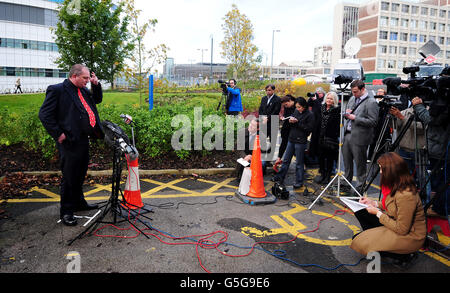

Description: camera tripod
[308,84,362,210]
[68,144,154,246]
[359,109,429,199]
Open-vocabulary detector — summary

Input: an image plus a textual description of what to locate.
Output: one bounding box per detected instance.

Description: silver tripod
[308,84,362,210]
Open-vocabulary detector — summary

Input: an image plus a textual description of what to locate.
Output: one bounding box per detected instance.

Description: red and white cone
[122,155,143,210]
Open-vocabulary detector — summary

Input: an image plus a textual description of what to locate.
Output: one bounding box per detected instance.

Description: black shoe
[61,214,78,226]
[293,183,303,189]
[314,175,324,184]
[74,203,99,212]
[391,253,419,270]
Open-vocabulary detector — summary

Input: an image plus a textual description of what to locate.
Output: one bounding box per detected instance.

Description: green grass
[0,90,263,113]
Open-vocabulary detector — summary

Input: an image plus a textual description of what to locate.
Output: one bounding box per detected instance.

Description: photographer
[223,79,243,116]
[307,87,326,163]
[389,105,426,176]
[412,94,449,216]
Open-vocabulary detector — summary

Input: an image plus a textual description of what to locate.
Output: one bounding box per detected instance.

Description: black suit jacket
[39,79,104,145]
[258,95,281,118]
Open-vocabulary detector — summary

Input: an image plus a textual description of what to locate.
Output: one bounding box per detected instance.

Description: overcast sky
[135,0,362,70]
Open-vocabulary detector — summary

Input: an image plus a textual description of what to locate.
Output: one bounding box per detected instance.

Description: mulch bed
[0,143,239,202]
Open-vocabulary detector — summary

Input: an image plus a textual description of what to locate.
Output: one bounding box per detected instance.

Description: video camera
[334,75,354,86]
[218,79,230,93]
[376,94,403,109]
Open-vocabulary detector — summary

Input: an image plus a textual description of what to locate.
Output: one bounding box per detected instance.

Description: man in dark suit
[343,80,379,193]
[258,84,281,162]
[39,64,104,226]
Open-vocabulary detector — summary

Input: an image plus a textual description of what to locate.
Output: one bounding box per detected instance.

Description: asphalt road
[1,163,448,282]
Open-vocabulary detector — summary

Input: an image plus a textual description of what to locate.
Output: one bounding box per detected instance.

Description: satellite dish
[344,38,362,58]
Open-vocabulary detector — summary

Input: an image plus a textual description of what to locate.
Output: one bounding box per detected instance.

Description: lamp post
[270,29,280,80]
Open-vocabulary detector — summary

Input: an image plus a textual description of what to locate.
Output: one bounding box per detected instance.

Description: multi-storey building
[332,2,360,68]
[357,0,450,77]
[0,0,66,93]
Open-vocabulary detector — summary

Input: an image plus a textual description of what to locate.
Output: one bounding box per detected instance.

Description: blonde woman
[314,91,340,184]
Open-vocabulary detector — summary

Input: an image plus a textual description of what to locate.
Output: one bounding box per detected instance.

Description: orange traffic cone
[122,155,144,210]
[246,135,267,198]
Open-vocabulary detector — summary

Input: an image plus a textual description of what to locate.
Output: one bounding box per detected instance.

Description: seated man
[236,119,269,180]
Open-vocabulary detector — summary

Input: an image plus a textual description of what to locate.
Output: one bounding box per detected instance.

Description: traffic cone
[122,155,144,210]
[246,135,267,198]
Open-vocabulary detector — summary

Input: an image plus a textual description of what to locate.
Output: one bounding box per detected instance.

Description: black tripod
[68,145,154,246]
[360,110,428,199]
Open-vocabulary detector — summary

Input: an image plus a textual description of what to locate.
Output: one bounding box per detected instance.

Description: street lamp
[197,48,208,64]
[271,29,280,80]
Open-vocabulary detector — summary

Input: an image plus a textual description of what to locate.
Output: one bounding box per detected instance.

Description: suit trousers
[343,132,369,189]
[57,139,90,217]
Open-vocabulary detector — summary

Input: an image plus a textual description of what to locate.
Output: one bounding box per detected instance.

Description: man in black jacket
[272,97,314,189]
[39,64,104,226]
[258,84,281,144]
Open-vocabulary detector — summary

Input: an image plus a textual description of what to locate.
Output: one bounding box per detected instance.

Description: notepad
[237,158,250,167]
[340,197,368,212]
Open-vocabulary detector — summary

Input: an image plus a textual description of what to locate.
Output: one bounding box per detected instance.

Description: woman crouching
[350,152,426,267]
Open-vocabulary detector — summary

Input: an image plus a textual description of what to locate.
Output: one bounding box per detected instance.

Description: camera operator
[389,105,426,176]
[307,87,326,164]
[343,80,379,194]
[411,93,449,216]
[223,79,243,116]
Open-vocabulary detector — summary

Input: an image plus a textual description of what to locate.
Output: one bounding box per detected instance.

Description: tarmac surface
[1,159,449,280]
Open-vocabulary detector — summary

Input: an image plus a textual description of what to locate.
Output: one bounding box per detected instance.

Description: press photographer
[411,66,450,216]
[219,79,243,116]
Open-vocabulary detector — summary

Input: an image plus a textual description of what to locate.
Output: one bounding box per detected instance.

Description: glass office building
[0,0,67,93]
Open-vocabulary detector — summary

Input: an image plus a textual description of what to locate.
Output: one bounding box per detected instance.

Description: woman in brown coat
[350,152,427,266]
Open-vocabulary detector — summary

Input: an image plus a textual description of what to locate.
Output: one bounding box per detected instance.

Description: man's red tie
[77,88,96,127]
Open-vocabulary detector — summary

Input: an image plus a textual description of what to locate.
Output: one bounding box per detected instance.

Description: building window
[439,37,445,45]
[389,46,398,54]
[381,2,389,11]
[440,10,446,18]
[419,35,427,43]
[409,47,416,55]
[399,47,407,55]
[421,7,428,16]
[411,6,419,14]
[391,17,399,26]
[380,16,388,26]
[379,45,387,54]
[400,32,408,41]
[430,8,437,17]
[401,4,409,13]
[392,3,400,12]
[410,19,418,29]
[380,31,388,40]
[447,37,450,46]
[401,18,409,28]
[378,59,386,69]
[446,51,450,59]
[439,23,445,32]
[410,34,417,42]
[422,21,430,30]
[388,60,396,69]
[429,22,436,30]
[390,32,398,41]
[6,67,16,76]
